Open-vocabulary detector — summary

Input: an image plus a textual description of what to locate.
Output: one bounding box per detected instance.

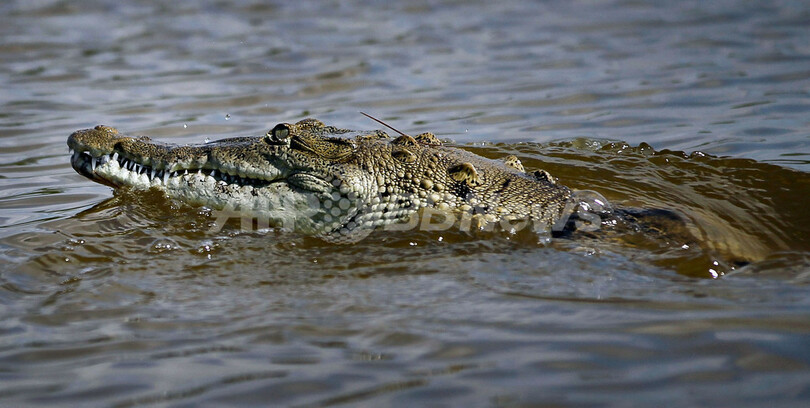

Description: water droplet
[225,113,231,120]
[183,123,188,128]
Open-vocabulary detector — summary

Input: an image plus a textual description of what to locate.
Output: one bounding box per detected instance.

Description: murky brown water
[2,0,810,406]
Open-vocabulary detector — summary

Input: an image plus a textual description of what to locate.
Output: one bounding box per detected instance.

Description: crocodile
[68,118,608,241]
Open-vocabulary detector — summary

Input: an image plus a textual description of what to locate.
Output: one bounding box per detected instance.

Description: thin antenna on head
[360,112,410,137]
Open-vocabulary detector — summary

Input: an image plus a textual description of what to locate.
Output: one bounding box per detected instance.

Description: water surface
[1,0,809,406]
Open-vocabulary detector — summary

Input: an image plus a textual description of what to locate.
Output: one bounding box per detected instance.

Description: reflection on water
[1,0,810,406]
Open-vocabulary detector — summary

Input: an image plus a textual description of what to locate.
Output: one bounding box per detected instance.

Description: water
[2,0,810,406]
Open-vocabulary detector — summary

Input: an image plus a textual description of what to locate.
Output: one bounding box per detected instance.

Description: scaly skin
[68,119,577,240]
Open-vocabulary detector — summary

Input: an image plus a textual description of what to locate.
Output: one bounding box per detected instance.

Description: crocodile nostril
[94,125,119,134]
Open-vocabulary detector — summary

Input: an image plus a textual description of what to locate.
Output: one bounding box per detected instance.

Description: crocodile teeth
[210,170,216,177]
[91,159,96,172]
[112,152,119,162]
[163,172,169,184]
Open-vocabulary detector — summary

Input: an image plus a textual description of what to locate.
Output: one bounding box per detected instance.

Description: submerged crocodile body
[68,119,601,241]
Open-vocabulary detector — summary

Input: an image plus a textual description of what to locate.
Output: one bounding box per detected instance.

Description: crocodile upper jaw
[69,148,285,190]
[67,124,348,193]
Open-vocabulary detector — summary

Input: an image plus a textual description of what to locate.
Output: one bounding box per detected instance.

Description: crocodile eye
[266,123,291,144]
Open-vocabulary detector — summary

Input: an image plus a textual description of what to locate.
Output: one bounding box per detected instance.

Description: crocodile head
[68,118,576,240]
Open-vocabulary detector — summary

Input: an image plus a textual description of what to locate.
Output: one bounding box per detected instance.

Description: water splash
[556,190,613,233]
[572,190,613,216]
